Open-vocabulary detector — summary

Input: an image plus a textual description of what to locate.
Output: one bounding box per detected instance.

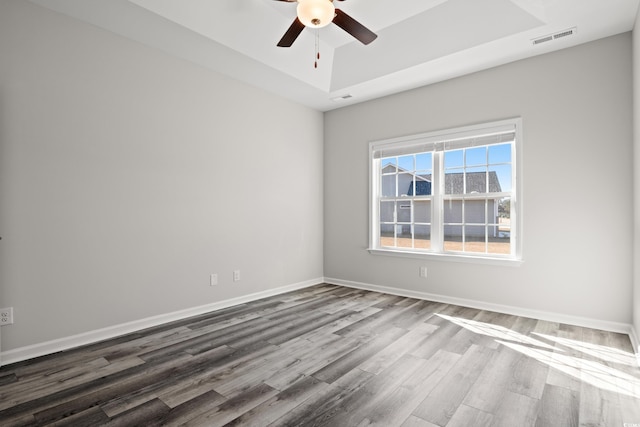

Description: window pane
[498,197,511,225]
[398,173,414,196]
[398,155,414,171]
[445,150,463,169]
[414,224,430,249]
[489,143,511,164]
[466,147,486,167]
[379,227,395,247]
[498,197,511,247]
[489,225,511,254]
[490,164,511,192]
[444,169,464,194]
[444,225,463,251]
[443,200,462,223]
[465,167,487,193]
[397,224,412,247]
[416,153,432,172]
[465,226,486,253]
[487,199,499,225]
[380,201,394,222]
[410,179,432,196]
[381,157,397,169]
[397,202,411,222]
[414,200,431,223]
[382,174,396,197]
[464,200,486,224]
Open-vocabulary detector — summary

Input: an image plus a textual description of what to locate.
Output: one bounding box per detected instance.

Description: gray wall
[634,7,640,352]
[324,33,634,326]
[0,1,323,352]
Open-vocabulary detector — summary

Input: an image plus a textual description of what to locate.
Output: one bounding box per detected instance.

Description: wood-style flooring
[1,284,639,426]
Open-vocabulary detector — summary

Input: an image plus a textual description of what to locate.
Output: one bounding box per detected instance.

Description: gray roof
[383,163,502,194]
[440,171,502,194]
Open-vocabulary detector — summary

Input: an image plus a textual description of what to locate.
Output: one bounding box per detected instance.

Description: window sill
[367,248,523,267]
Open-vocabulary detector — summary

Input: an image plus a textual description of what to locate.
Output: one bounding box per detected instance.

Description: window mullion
[432,151,443,251]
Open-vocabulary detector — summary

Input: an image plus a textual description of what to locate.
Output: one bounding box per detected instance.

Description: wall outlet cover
[0,307,14,325]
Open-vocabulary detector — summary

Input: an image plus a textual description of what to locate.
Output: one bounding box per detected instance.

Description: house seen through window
[370,118,521,262]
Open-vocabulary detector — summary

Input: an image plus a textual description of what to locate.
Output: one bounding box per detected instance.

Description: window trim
[368,118,523,265]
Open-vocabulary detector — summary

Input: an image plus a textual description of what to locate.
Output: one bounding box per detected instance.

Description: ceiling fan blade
[277,17,306,47]
[333,9,377,45]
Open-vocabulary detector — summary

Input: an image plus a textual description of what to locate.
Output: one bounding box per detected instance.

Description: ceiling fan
[275,0,377,48]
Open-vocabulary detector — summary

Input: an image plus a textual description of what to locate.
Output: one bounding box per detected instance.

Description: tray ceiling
[29,0,639,111]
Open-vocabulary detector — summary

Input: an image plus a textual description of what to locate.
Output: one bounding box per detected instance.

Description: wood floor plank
[274,354,427,427]
[300,307,382,342]
[212,354,301,398]
[578,381,610,427]
[309,353,434,426]
[266,368,375,427]
[181,383,279,426]
[102,397,169,427]
[346,349,461,426]
[266,310,355,346]
[408,319,462,359]
[155,389,227,425]
[489,390,540,427]
[446,404,494,427]
[400,415,440,427]
[311,326,409,384]
[535,384,579,427]
[412,344,495,426]
[1,283,638,426]
[462,344,524,413]
[508,351,549,399]
[42,406,111,427]
[0,357,112,407]
[0,356,148,412]
[263,336,353,391]
[223,375,329,426]
[358,322,439,375]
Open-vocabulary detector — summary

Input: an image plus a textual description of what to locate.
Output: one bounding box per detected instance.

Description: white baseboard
[3,277,637,368]
[324,277,634,336]
[0,278,322,366]
[630,326,640,366]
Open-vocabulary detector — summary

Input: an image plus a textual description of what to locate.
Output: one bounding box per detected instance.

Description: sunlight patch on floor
[436,313,556,350]
[498,340,640,399]
[533,333,638,367]
[438,314,640,400]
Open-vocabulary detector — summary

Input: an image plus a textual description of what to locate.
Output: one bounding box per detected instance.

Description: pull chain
[314,29,320,69]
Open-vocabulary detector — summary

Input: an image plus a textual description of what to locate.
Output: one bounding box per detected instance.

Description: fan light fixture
[297,0,335,28]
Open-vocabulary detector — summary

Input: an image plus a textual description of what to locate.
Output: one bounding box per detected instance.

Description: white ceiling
[29,0,639,111]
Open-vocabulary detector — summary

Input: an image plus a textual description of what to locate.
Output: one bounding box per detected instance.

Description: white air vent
[532,27,576,46]
[553,28,575,40]
[532,35,553,45]
[331,94,353,102]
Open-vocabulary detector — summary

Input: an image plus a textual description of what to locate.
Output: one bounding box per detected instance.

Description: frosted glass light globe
[297,0,335,28]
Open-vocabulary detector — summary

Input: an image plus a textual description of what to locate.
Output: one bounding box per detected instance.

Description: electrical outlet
[210,274,218,286]
[0,307,14,325]
[233,270,240,282]
[419,266,428,278]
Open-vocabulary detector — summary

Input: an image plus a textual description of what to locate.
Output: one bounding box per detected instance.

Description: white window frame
[368,118,523,266]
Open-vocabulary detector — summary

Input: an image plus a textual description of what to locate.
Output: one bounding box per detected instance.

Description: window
[369,118,522,263]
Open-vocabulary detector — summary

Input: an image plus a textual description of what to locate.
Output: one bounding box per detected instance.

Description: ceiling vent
[532,27,576,46]
[331,94,353,102]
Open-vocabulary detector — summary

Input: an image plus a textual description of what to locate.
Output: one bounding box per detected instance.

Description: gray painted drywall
[634,7,640,350]
[0,0,323,351]
[324,33,634,325]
